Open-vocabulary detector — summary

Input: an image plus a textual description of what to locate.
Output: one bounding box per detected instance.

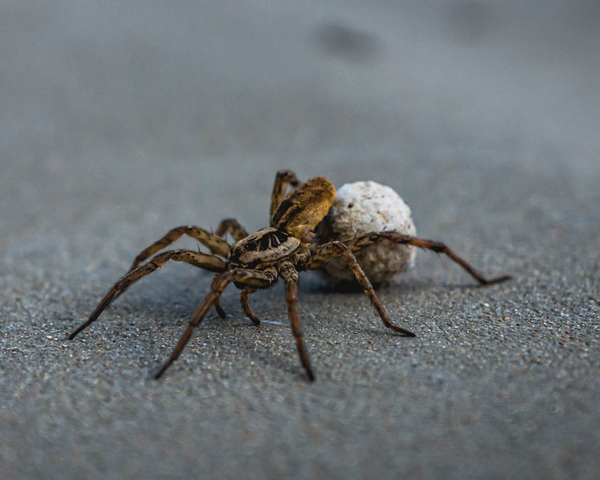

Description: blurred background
[3,0,600,158]
[2,1,599,235]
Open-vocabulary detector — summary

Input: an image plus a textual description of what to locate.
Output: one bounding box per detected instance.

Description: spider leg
[69,250,226,340]
[240,287,260,326]
[155,268,277,379]
[343,232,511,285]
[213,217,250,318]
[128,226,232,272]
[280,262,315,381]
[300,242,415,337]
[214,299,227,319]
[270,170,300,223]
[215,218,249,242]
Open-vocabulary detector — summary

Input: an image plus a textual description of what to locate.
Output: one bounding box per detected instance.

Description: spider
[69,170,510,381]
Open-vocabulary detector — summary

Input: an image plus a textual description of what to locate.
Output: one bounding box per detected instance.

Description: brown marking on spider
[69,170,511,381]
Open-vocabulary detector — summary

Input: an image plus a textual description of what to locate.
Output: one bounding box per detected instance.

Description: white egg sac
[315,181,417,284]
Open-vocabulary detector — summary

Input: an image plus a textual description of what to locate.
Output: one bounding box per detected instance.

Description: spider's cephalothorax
[69,170,510,381]
[228,176,335,269]
[227,228,300,270]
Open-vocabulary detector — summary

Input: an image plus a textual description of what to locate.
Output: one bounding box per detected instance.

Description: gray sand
[1,2,599,479]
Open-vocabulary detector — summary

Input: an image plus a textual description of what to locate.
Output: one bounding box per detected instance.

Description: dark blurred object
[313,22,381,62]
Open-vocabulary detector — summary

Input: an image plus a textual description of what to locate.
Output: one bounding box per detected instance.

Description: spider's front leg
[300,242,415,337]
[155,267,277,379]
[128,226,232,272]
[240,287,260,326]
[124,226,234,318]
[344,232,511,286]
[69,250,227,340]
[270,170,300,222]
[279,262,315,381]
[215,218,249,242]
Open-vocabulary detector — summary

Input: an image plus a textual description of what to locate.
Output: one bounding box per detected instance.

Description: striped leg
[215,218,249,242]
[240,287,260,326]
[69,250,226,340]
[155,268,277,379]
[128,226,232,272]
[301,242,415,337]
[270,170,300,223]
[343,232,511,286]
[280,262,315,381]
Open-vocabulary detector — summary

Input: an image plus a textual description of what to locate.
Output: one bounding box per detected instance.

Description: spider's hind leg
[344,232,511,286]
[300,242,415,337]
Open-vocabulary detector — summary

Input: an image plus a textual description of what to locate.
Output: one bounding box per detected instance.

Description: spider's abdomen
[228,227,301,269]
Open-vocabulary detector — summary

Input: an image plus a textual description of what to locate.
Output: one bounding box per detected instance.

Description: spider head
[271,176,336,242]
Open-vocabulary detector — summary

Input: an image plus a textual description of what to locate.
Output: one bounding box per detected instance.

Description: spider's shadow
[101,282,308,380]
[148,319,314,382]
[83,272,490,381]
[302,275,486,296]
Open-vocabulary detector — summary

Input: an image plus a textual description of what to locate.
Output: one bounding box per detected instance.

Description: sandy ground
[1,1,599,479]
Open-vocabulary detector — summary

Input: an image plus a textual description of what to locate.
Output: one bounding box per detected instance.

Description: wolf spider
[69,170,510,381]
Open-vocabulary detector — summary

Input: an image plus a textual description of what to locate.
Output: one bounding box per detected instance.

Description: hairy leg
[280,262,315,381]
[300,242,415,337]
[215,218,249,242]
[270,170,300,223]
[341,232,511,285]
[69,250,227,340]
[128,226,232,272]
[240,287,260,326]
[155,268,277,379]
